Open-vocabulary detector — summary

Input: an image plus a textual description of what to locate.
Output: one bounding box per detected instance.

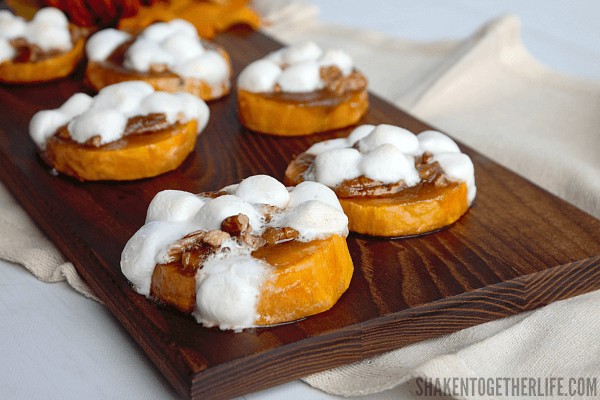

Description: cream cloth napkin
[1,1,599,398]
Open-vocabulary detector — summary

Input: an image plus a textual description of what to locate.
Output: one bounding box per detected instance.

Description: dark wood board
[1,27,600,399]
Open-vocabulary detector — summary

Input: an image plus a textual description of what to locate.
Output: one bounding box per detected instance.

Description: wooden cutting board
[1,27,599,399]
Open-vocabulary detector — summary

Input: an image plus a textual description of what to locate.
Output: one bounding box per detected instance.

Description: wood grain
[1,27,600,399]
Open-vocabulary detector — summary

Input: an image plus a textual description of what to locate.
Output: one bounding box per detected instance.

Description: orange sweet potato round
[285,156,470,237]
[42,120,198,181]
[237,88,369,136]
[0,36,85,84]
[150,234,354,326]
[85,47,231,101]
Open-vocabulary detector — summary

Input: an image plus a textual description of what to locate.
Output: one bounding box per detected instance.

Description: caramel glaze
[9,25,86,63]
[47,113,182,151]
[288,151,450,200]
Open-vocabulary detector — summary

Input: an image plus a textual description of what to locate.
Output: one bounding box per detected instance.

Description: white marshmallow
[237,59,282,93]
[313,148,362,187]
[173,92,210,132]
[29,110,69,149]
[277,61,323,93]
[32,7,68,28]
[347,124,375,145]
[26,21,72,51]
[86,28,131,61]
[146,190,207,223]
[92,81,154,115]
[432,152,477,203]
[67,108,127,145]
[275,200,348,241]
[59,93,94,118]
[301,124,476,201]
[160,31,204,62]
[139,91,185,124]
[30,82,210,148]
[238,41,358,94]
[141,22,178,42]
[358,124,420,155]
[280,41,322,65]
[319,49,353,75]
[360,144,420,185]
[288,181,343,211]
[235,175,290,208]
[194,195,262,232]
[171,50,229,84]
[121,220,195,295]
[0,14,26,39]
[124,38,175,72]
[417,130,461,154]
[0,39,16,63]
[306,138,348,155]
[0,8,71,51]
[194,255,270,330]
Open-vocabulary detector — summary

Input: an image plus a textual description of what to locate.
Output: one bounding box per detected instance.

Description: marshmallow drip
[29,81,210,150]
[120,175,348,330]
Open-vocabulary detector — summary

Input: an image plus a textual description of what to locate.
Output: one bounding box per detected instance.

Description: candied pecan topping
[84,135,102,147]
[329,152,448,199]
[203,230,230,247]
[202,191,229,199]
[124,113,172,136]
[335,176,407,198]
[149,63,169,73]
[165,229,230,267]
[181,247,212,272]
[262,226,299,245]
[241,232,266,249]
[320,65,367,95]
[221,214,250,236]
[263,205,283,223]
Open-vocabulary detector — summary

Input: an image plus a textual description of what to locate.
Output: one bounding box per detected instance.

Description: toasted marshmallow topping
[86,20,230,94]
[121,175,348,330]
[237,41,355,93]
[0,8,72,62]
[303,124,477,203]
[29,81,209,149]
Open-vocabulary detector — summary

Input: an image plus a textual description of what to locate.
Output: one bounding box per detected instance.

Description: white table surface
[2,1,599,399]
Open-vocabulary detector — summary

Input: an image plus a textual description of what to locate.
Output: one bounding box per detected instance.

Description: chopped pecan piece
[181,246,212,272]
[221,213,250,236]
[84,135,102,147]
[335,176,407,198]
[262,226,299,245]
[320,66,367,95]
[203,230,230,247]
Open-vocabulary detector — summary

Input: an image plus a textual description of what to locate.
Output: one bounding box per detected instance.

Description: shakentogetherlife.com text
[415,376,598,397]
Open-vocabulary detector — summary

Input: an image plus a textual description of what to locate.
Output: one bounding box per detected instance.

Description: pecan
[335,176,407,198]
[241,232,266,249]
[149,63,169,73]
[262,226,299,245]
[84,135,102,147]
[181,246,212,272]
[124,113,171,136]
[203,230,230,247]
[166,230,207,261]
[263,205,283,223]
[320,66,367,95]
[221,214,250,236]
